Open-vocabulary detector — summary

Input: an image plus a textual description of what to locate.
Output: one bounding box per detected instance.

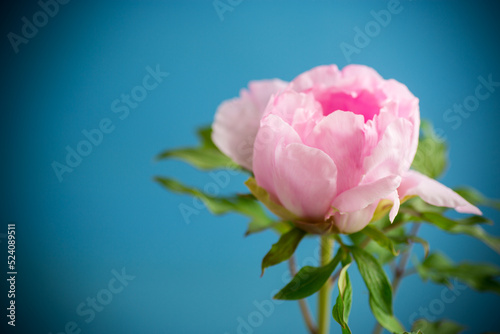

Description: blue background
[1,0,500,333]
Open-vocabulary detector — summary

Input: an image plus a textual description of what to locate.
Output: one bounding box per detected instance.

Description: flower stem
[317,235,333,334]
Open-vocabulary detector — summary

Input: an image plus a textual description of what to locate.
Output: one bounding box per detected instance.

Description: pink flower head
[213,65,480,234]
[212,79,288,170]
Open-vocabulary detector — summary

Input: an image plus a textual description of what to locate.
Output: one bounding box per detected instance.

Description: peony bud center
[316,90,381,122]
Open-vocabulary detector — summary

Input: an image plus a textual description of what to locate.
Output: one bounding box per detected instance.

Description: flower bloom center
[316,90,381,122]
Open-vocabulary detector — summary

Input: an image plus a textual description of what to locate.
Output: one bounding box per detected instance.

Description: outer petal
[338,64,385,93]
[246,79,288,112]
[386,190,400,222]
[253,115,302,203]
[290,64,342,92]
[273,143,338,220]
[331,203,378,234]
[291,64,384,94]
[363,118,414,183]
[305,110,366,194]
[212,98,257,170]
[379,79,420,161]
[398,170,482,215]
[332,175,402,213]
[212,79,287,170]
[380,79,418,119]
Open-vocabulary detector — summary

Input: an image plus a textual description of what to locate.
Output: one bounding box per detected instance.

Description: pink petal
[253,115,302,202]
[332,175,402,213]
[305,110,366,194]
[398,170,482,215]
[380,79,418,119]
[379,80,420,161]
[363,118,414,183]
[339,64,385,92]
[331,203,378,234]
[262,90,323,140]
[212,79,287,170]
[386,190,401,222]
[273,143,338,220]
[246,79,288,112]
[290,64,383,94]
[290,64,342,92]
[212,98,257,170]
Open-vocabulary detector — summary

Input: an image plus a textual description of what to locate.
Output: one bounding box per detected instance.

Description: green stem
[317,235,333,334]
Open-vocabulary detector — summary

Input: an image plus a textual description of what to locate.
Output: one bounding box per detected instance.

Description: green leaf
[415,212,500,254]
[261,227,307,276]
[348,231,366,247]
[155,177,275,232]
[454,215,493,225]
[246,220,291,236]
[350,246,404,333]
[411,120,447,179]
[196,126,218,149]
[416,252,500,294]
[454,187,500,211]
[369,298,405,334]
[361,225,399,256]
[332,259,353,334]
[245,177,300,222]
[157,147,237,170]
[274,247,345,300]
[350,246,392,314]
[411,319,465,334]
[351,222,407,265]
[157,126,240,171]
[363,241,397,265]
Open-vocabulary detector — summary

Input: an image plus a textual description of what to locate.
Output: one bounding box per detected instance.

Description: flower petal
[332,203,378,234]
[273,143,338,220]
[246,79,288,112]
[290,64,342,92]
[332,175,402,213]
[380,79,420,161]
[212,79,287,170]
[363,118,414,183]
[262,90,323,141]
[290,64,384,94]
[386,190,400,222]
[398,170,482,215]
[253,115,301,202]
[305,110,366,194]
[380,79,418,119]
[339,64,385,92]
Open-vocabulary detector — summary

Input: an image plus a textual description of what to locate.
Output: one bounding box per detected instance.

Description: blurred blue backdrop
[1,0,500,333]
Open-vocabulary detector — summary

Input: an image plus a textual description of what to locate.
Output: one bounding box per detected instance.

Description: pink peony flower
[213,65,481,234]
[212,79,288,170]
